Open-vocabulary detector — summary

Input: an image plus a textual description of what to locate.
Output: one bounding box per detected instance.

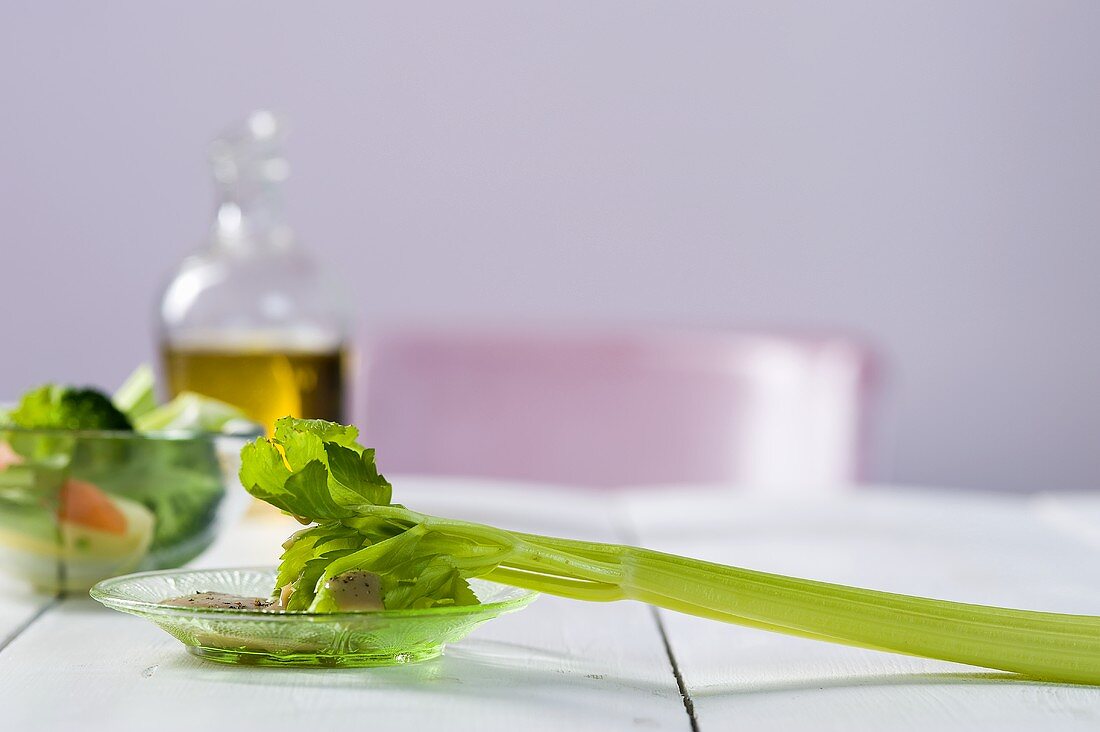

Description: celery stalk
[486,531,1100,685]
[242,417,1100,686]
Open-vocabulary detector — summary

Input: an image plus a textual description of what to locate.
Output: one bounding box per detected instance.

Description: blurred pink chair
[358,328,876,491]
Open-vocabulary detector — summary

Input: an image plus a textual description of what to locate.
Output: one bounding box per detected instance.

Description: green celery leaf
[325,443,391,507]
[381,555,479,609]
[238,418,391,521]
[275,523,367,594]
[239,439,348,520]
[274,418,364,454]
[287,548,362,611]
[307,525,488,611]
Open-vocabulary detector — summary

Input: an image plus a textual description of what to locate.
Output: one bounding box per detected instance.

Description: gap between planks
[614,499,701,732]
[0,595,61,656]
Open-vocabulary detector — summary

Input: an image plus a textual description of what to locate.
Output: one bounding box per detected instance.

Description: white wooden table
[2,478,1100,731]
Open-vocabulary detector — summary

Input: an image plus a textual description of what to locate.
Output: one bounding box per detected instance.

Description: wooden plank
[0,477,687,731]
[625,488,1100,731]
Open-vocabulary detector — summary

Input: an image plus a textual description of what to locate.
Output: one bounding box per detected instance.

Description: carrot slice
[0,442,23,469]
[59,479,128,535]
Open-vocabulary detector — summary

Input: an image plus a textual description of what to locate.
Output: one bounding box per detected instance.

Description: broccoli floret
[8,385,133,431]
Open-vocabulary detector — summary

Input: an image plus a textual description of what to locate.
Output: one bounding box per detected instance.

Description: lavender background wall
[2,2,1098,491]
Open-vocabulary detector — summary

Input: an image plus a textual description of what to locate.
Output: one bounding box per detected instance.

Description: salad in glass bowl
[0,366,261,592]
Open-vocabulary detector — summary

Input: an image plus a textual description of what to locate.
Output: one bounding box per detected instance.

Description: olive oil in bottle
[157,111,351,434]
[160,346,345,431]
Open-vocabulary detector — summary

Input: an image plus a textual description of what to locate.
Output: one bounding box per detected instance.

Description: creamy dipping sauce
[162,591,279,611]
[322,570,384,611]
[162,571,385,612]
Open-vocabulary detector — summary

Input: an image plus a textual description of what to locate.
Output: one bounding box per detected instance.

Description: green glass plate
[91,567,538,667]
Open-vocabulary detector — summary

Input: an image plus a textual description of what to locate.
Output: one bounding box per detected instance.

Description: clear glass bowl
[0,427,262,592]
[91,567,538,667]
